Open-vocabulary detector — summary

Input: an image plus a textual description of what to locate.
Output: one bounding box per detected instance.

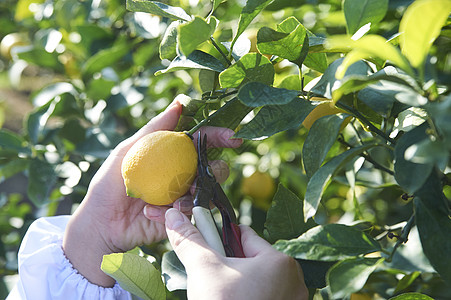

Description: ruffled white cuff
[7,216,133,300]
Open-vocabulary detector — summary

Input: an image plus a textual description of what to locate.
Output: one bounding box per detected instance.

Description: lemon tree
[1,0,451,299]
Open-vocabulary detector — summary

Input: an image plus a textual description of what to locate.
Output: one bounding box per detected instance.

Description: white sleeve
[6,216,133,300]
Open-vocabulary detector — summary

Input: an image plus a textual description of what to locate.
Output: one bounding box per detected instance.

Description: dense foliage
[1,0,450,299]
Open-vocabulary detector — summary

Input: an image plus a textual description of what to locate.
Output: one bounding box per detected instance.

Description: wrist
[62,206,116,287]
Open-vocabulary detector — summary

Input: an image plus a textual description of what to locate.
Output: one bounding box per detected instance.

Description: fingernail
[144,206,161,219]
[165,208,186,230]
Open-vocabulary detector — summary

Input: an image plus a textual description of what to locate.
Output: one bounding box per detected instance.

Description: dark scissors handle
[195,132,245,258]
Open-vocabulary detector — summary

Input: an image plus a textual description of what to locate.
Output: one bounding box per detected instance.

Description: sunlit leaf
[399,0,451,69]
[126,0,191,21]
[274,224,381,261]
[219,53,274,88]
[101,252,165,300]
[326,35,414,77]
[178,16,217,56]
[231,0,274,48]
[159,20,181,60]
[156,50,226,75]
[343,0,388,35]
[310,58,371,100]
[256,24,308,65]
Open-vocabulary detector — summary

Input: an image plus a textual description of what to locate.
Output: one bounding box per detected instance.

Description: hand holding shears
[192,132,245,257]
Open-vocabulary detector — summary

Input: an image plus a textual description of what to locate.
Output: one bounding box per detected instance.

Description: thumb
[165,208,213,269]
[239,225,274,257]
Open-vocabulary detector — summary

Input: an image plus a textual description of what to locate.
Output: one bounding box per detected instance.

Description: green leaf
[414,170,451,284]
[274,224,382,261]
[178,16,217,56]
[219,53,274,88]
[333,65,421,102]
[276,74,301,90]
[32,82,77,107]
[264,184,314,243]
[161,250,187,292]
[237,82,299,107]
[27,159,57,207]
[296,260,336,289]
[393,272,421,295]
[231,0,274,48]
[211,0,222,12]
[26,101,55,145]
[343,0,388,35]
[389,293,434,300]
[304,143,378,220]
[198,98,253,131]
[399,0,451,69]
[304,51,328,73]
[17,48,64,72]
[101,252,165,300]
[159,20,181,60]
[0,130,29,154]
[327,257,384,298]
[82,41,132,76]
[126,0,191,21]
[302,114,350,178]
[325,35,414,78]
[426,94,451,141]
[310,58,372,100]
[394,122,433,194]
[256,24,308,65]
[156,50,226,75]
[0,159,30,183]
[304,144,377,220]
[235,98,315,140]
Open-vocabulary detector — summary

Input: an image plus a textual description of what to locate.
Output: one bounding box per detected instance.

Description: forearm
[62,206,116,287]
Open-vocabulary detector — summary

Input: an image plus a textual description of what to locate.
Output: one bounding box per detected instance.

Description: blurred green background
[1,0,450,298]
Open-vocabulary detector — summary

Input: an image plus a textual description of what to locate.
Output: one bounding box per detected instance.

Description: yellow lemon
[302,99,347,130]
[241,171,276,210]
[121,131,198,205]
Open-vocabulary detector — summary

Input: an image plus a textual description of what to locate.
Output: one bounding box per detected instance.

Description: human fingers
[193,127,242,149]
[239,225,275,257]
[165,208,217,270]
[143,195,193,224]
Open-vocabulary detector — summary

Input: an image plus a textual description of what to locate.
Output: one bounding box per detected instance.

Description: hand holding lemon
[62,100,242,287]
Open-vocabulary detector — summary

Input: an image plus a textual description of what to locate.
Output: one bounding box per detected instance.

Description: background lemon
[302,100,347,130]
[121,131,198,205]
[241,171,276,210]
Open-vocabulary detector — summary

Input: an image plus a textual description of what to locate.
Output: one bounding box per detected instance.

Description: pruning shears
[192,132,245,257]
